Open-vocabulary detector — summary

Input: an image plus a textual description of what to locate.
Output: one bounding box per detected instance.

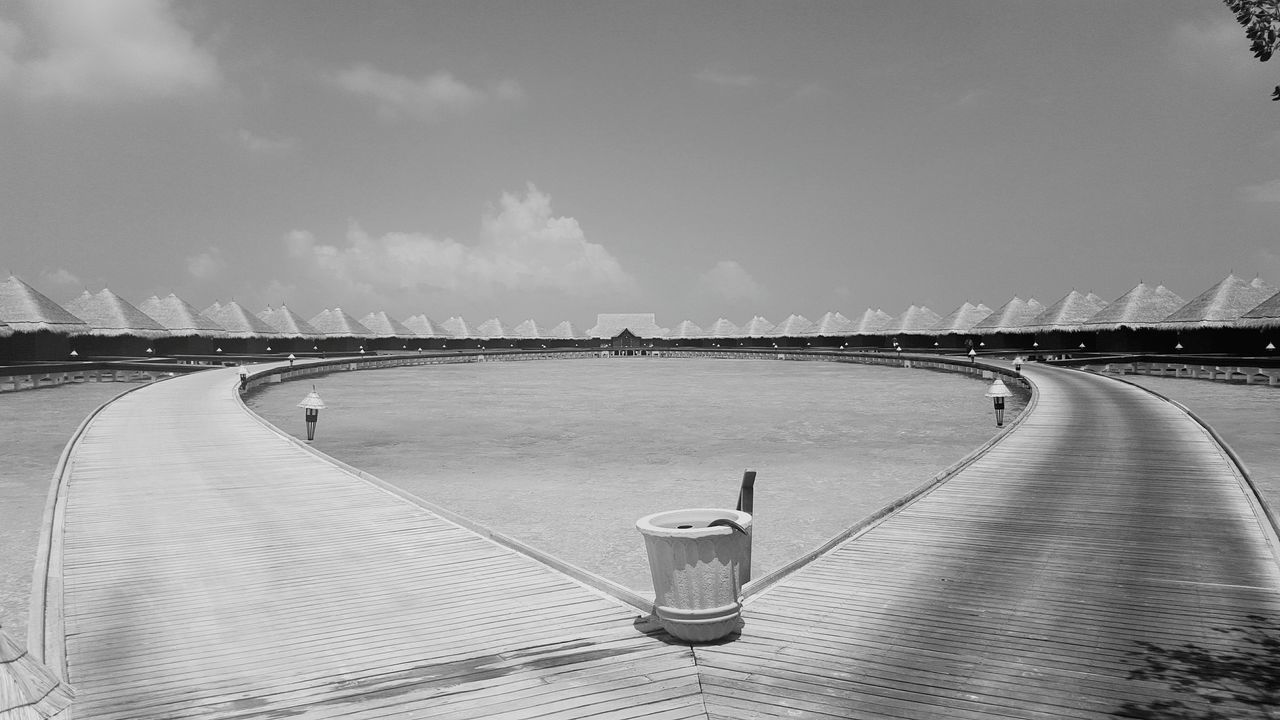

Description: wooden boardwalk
[700,363,1280,719]
[44,366,704,719]
[37,359,1280,718]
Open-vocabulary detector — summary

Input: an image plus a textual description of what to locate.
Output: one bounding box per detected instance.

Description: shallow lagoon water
[248,357,1023,592]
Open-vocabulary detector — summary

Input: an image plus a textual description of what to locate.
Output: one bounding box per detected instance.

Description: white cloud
[0,0,220,103]
[695,66,758,89]
[698,260,764,302]
[284,184,637,303]
[38,267,80,288]
[1239,179,1280,203]
[237,128,296,154]
[330,63,523,122]
[186,247,224,279]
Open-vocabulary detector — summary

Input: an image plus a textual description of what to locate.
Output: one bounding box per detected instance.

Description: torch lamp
[297,388,326,442]
[985,378,1014,428]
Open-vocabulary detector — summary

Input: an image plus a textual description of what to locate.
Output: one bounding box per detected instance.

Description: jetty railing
[1050,353,1280,386]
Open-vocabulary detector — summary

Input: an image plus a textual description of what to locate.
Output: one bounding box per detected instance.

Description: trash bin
[636,508,752,642]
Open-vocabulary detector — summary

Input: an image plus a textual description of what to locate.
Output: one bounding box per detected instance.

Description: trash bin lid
[636,508,752,538]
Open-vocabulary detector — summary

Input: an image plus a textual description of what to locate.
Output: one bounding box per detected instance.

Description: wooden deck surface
[699,363,1280,719]
[50,366,704,719]
[43,360,1280,718]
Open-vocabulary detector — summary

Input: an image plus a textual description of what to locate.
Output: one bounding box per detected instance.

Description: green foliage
[1224,0,1280,99]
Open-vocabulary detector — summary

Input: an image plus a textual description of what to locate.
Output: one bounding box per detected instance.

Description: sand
[247,358,1024,592]
[0,380,148,641]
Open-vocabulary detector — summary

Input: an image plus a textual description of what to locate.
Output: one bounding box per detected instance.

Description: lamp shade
[297,390,326,410]
[985,378,1013,399]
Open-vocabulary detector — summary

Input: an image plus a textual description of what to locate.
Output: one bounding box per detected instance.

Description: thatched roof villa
[851,308,894,334]
[932,302,993,335]
[258,305,323,339]
[741,315,776,337]
[402,314,445,338]
[63,289,168,339]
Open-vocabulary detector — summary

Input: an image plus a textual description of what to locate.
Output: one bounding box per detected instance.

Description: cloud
[1240,179,1280,203]
[695,66,758,89]
[38,267,80,288]
[284,184,637,304]
[698,260,764,302]
[330,63,523,122]
[236,128,296,154]
[0,0,220,103]
[186,247,224,279]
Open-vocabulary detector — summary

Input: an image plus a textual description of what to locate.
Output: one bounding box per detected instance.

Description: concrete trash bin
[636,508,752,642]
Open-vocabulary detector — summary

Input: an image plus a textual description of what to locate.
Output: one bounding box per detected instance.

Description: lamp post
[985,378,1013,427]
[968,348,977,363]
[287,353,295,367]
[69,350,78,358]
[297,387,325,442]
[1267,341,1275,351]
[146,347,153,356]
[1013,355,1024,374]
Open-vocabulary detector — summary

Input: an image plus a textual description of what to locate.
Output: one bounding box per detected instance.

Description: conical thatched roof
[512,319,543,338]
[851,308,893,334]
[932,302,992,334]
[670,320,705,338]
[62,289,168,338]
[1081,282,1186,330]
[257,305,322,338]
[741,316,775,336]
[0,276,89,335]
[203,301,283,338]
[809,312,853,336]
[359,311,413,338]
[546,320,583,339]
[771,314,815,336]
[1,623,74,718]
[138,294,226,337]
[886,305,942,334]
[707,318,740,337]
[1159,274,1276,329]
[1238,288,1280,328]
[1023,290,1109,333]
[973,296,1046,334]
[441,316,473,338]
[476,317,509,338]
[587,313,667,338]
[402,314,445,337]
[308,308,374,337]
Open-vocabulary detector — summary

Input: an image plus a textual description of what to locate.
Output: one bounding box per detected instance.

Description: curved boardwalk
[39,359,1280,718]
[701,364,1280,719]
[46,365,703,720]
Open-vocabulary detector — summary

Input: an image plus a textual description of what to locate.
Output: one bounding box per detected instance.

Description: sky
[1,1,1279,330]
